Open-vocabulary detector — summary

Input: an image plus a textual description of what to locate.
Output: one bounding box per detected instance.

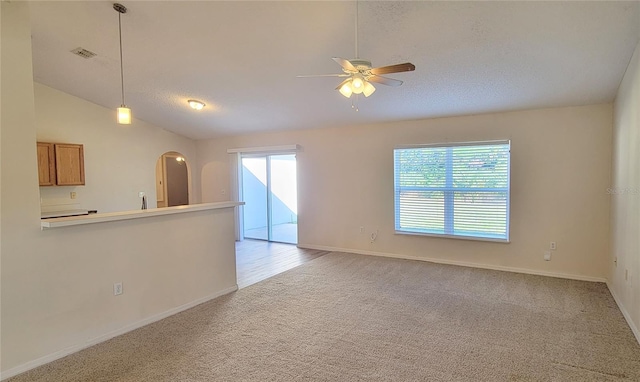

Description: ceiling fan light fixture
[188,100,205,110]
[296,0,414,103]
[363,81,376,97]
[351,75,365,94]
[339,82,353,98]
[117,106,131,124]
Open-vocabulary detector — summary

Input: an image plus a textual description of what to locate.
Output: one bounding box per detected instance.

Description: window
[394,141,510,242]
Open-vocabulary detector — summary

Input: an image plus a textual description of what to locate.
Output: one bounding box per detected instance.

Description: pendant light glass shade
[117,106,132,124]
[363,81,376,97]
[339,81,353,98]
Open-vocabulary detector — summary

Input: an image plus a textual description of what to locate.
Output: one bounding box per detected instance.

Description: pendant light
[114,3,131,124]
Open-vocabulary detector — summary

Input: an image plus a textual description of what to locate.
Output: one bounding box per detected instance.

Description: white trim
[606,282,640,345]
[395,230,510,244]
[226,144,300,154]
[41,202,243,229]
[298,243,607,283]
[395,139,510,150]
[0,285,238,381]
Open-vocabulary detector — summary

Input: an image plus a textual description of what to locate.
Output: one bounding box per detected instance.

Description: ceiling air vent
[70,47,97,59]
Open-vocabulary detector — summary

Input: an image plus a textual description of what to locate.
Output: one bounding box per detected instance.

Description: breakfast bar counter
[41,202,243,229]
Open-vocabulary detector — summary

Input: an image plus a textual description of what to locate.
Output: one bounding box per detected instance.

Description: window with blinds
[394,141,510,242]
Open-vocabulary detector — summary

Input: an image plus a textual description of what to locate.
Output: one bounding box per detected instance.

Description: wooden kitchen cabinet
[37,142,85,186]
[37,142,56,186]
[55,144,85,185]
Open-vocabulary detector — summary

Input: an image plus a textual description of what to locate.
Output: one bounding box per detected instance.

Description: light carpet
[8,252,640,381]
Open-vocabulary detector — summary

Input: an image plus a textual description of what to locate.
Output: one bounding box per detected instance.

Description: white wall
[35,83,199,213]
[1,3,236,378]
[610,41,640,340]
[198,103,613,281]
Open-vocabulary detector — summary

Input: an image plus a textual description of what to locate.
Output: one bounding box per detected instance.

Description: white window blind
[394,141,510,242]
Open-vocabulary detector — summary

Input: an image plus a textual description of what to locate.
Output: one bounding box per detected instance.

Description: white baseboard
[1,285,238,381]
[299,243,607,283]
[606,282,640,345]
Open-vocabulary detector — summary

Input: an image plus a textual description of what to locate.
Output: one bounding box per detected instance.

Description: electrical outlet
[370,230,379,243]
[114,282,123,296]
[221,189,226,195]
[544,251,551,261]
[550,242,556,250]
[359,226,364,233]
[70,192,76,199]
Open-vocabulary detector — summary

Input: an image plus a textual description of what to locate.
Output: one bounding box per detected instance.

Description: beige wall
[1,3,235,377]
[35,83,199,213]
[198,103,613,280]
[0,0,626,376]
[610,41,640,340]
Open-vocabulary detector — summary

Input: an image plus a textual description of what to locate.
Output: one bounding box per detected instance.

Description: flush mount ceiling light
[114,3,131,125]
[188,100,205,110]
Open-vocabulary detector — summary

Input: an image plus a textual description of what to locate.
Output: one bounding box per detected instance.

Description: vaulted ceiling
[29,1,640,140]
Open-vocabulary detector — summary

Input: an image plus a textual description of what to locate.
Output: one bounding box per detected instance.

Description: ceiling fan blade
[332,57,357,72]
[335,78,352,90]
[369,62,415,75]
[296,74,350,78]
[368,75,403,87]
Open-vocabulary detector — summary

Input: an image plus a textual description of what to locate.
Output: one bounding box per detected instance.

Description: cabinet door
[37,142,56,186]
[55,144,85,186]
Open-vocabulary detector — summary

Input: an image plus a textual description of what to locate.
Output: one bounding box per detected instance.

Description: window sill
[395,230,510,243]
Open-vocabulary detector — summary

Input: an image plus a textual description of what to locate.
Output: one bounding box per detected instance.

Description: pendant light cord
[118,10,126,106]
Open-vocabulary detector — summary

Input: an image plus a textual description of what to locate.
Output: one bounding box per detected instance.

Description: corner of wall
[609,39,640,344]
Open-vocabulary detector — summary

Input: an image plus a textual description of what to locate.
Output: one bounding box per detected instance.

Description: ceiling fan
[297,1,415,99]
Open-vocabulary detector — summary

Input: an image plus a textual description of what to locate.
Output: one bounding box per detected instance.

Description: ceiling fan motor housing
[348,59,372,72]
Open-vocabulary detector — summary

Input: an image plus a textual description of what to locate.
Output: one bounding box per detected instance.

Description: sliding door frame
[227,145,300,243]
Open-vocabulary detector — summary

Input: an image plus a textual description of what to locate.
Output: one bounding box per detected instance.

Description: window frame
[393,140,511,243]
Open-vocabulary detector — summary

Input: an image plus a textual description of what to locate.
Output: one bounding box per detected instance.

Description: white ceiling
[29,1,640,140]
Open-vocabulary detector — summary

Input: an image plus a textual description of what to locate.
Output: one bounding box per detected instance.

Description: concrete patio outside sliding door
[241,154,298,244]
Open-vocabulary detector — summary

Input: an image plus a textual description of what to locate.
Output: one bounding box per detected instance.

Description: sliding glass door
[241,154,297,244]
[241,156,268,240]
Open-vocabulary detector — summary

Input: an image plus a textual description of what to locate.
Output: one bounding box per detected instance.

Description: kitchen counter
[41,209,90,219]
[41,202,243,229]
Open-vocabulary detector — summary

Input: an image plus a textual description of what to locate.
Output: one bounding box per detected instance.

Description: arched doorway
[156,152,189,208]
